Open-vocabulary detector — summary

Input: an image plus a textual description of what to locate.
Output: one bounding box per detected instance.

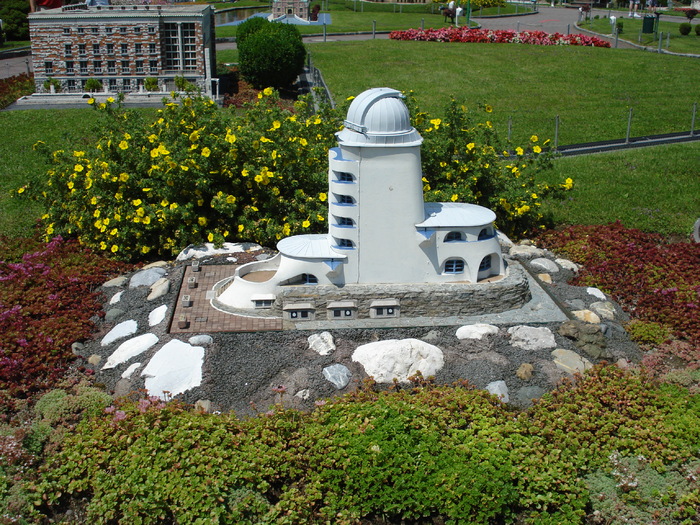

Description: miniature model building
[213,88,525,323]
[271,0,310,21]
[29,3,216,95]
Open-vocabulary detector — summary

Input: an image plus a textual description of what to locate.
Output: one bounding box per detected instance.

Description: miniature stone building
[28,3,216,95]
[271,0,310,21]
[213,88,527,322]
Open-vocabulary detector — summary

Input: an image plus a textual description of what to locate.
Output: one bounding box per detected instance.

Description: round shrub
[235,16,270,46]
[84,78,102,93]
[695,23,700,36]
[679,22,692,35]
[238,23,306,89]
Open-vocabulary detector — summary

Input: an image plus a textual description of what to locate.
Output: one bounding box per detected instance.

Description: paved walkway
[0,6,679,81]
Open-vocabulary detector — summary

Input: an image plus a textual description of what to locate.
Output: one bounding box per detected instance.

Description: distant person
[628,0,641,18]
[29,0,63,12]
[646,0,658,13]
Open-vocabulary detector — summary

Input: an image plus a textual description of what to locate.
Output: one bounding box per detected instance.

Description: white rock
[176,242,262,261]
[352,339,444,383]
[552,349,593,375]
[295,389,310,400]
[456,324,499,340]
[147,278,170,301]
[308,332,336,356]
[188,335,213,346]
[530,257,560,273]
[129,268,166,289]
[109,291,124,305]
[103,275,128,288]
[590,301,616,321]
[148,305,168,327]
[587,287,607,300]
[509,245,544,258]
[572,309,601,324]
[555,258,580,273]
[121,362,141,379]
[507,326,556,350]
[486,380,509,403]
[537,273,553,284]
[142,261,168,270]
[102,333,159,370]
[322,364,352,389]
[141,339,204,399]
[496,230,514,247]
[101,319,138,346]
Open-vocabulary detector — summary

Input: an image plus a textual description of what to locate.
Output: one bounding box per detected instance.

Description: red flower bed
[0,236,131,416]
[537,222,700,355]
[0,73,34,110]
[389,27,611,48]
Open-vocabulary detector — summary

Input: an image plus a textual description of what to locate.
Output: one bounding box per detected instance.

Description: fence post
[323,23,327,42]
[666,31,670,49]
[567,23,570,35]
[626,107,633,144]
[373,20,376,38]
[508,116,512,144]
[658,31,663,52]
[421,18,424,29]
[691,102,697,137]
[614,26,619,48]
[554,115,560,151]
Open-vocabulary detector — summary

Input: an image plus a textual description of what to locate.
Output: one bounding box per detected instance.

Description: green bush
[235,16,270,46]
[42,77,61,93]
[238,23,306,89]
[617,20,624,33]
[679,22,692,35]
[0,0,29,41]
[144,77,159,92]
[84,78,102,93]
[695,23,700,35]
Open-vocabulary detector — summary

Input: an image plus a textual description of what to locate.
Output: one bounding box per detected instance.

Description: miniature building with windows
[28,3,215,95]
[271,0,310,21]
[213,88,522,322]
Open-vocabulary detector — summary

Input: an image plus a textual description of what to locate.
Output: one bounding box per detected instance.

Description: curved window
[336,238,354,249]
[444,259,465,274]
[445,231,465,242]
[302,273,318,284]
[336,216,354,227]
[479,256,492,272]
[478,228,493,240]
[335,172,354,183]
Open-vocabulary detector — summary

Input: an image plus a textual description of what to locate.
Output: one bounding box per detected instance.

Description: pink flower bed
[389,27,611,48]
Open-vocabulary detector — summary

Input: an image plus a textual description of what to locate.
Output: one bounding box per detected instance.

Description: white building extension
[214,87,505,313]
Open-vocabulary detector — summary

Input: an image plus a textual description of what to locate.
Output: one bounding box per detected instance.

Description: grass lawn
[304,40,700,145]
[540,142,700,237]
[580,16,700,54]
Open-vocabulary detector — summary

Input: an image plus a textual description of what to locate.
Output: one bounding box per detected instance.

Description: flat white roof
[416,202,496,228]
[277,234,348,260]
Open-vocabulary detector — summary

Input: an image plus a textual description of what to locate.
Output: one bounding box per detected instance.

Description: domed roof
[337,88,422,147]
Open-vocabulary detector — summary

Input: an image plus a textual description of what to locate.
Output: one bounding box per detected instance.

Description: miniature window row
[63,26,155,35]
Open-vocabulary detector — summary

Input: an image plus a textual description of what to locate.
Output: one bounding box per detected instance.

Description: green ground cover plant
[304,40,699,145]
[25,369,700,523]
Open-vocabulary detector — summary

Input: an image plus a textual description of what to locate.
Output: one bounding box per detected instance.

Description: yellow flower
[467,143,475,151]
[317,214,324,221]
[226,195,236,204]
[207,232,214,242]
[319,192,327,202]
[189,130,200,142]
[119,141,128,150]
[451,194,459,202]
[67,181,74,189]
[241,169,249,177]
[100,241,107,250]
[201,147,211,158]
[107,97,115,103]
[170,203,178,210]
[271,120,281,130]
[302,220,310,228]
[531,193,538,199]
[161,199,169,207]
[515,147,524,156]
[74,164,84,172]
[282,223,291,236]
[263,87,274,96]
[299,138,308,147]
[93,209,100,218]
[141,246,151,254]
[485,105,493,113]
[87,98,95,105]
[430,118,442,129]
[110,244,119,253]
[238,224,245,233]
[561,177,574,190]
[198,217,207,226]
[132,199,142,206]
[136,207,145,217]
[119,173,129,182]
[533,145,542,154]
[225,131,236,144]
[530,135,538,142]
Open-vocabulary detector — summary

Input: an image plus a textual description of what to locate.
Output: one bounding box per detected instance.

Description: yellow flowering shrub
[24,91,569,260]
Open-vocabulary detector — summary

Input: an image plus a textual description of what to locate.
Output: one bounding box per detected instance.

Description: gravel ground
[80,246,643,418]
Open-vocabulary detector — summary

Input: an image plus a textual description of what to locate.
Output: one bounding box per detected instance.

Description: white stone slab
[147,278,170,301]
[101,319,138,347]
[148,305,168,327]
[456,323,499,340]
[102,333,159,370]
[129,267,166,289]
[109,291,124,305]
[587,287,607,300]
[121,362,142,379]
[141,339,204,399]
[352,338,444,383]
[308,331,336,355]
[486,380,509,403]
[552,348,593,375]
[507,325,556,350]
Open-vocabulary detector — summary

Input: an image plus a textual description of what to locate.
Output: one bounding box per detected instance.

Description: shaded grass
[539,143,700,238]
[306,39,700,145]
